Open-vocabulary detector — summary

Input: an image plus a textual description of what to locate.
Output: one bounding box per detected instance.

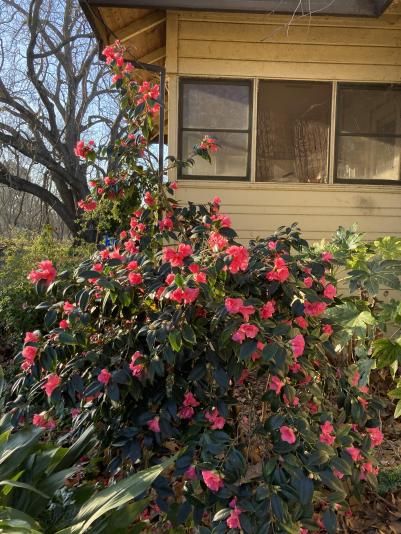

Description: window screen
[335,84,401,183]
[256,80,332,183]
[179,80,252,180]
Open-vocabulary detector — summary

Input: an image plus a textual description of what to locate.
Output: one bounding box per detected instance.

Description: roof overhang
[81,0,394,18]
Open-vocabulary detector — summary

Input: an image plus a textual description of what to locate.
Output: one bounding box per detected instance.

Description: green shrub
[0,227,94,358]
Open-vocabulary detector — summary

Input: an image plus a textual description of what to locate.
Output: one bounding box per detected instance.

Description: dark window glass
[180,80,251,179]
[256,81,332,183]
[336,84,401,182]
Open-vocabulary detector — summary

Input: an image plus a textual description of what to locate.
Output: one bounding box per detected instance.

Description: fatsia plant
[321,228,401,417]
[7,42,384,533]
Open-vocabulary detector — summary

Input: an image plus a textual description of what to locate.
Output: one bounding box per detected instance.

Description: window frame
[178,77,254,181]
[177,77,401,186]
[334,82,401,185]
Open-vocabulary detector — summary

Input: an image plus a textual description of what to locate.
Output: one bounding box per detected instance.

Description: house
[81,0,401,242]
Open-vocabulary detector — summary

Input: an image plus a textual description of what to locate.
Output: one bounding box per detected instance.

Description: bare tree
[0,0,121,237]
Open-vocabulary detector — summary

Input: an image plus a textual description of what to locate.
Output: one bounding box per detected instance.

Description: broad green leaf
[70,457,174,533]
[0,480,49,499]
[394,400,401,419]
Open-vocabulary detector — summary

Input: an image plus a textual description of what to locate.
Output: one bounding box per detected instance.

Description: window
[335,84,401,183]
[256,81,332,183]
[178,78,401,185]
[179,79,252,180]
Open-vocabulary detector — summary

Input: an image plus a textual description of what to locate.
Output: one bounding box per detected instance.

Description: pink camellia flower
[290,334,305,358]
[289,362,301,374]
[127,260,138,271]
[322,324,333,336]
[144,191,154,206]
[304,301,327,317]
[189,263,200,274]
[226,245,249,274]
[322,251,334,262]
[239,323,259,339]
[184,466,197,480]
[269,375,285,395]
[321,421,334,434]
[92,263,103,273]
[208,231,228,251]
[367,427,384,447]
[295,316,308,329]
[346,446,362,462]
[194,272,207,284]
[24,331,39,343]
[74,139,94,159]
[63,301,75,314]
[266,257,290,283]
[182,287,199,304]
[59,319,69,329]
[170,181,178,190]
[128,272,142,285]
[280,426,296,444]
[227,507,242,529]
[148,417,160,433]
[239,305,255,322]
[260,300,275,319]
[225,298,243,314]
[44,374,61,397]
[22,345,38,365]
[33,413,56,430]
[183,392,200,407]
[78,199,97,212]
[201,470,224,492]
[170,287,185,303]
[360,462,379,480]
[205,408,226,430]
[178,406,195,419]
[267,241,276,250]
[163,244,193,267]
[232,330,245,343]
[33,413,47,428]
[304,276,313,288]
[98,368,111,385]
[213,196,221,206]
[130,351,144,378]
[28,260,57,285]
[166,273,176,285]
[159,217,174,231]
[323,284,337,299]
[109,248,124,261]
[320,421,335,445]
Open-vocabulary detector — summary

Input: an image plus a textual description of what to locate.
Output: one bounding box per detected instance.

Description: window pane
[256,81,331,183]
[337,136,401,181]
[338,85,401,135]
[182,131,248,178]
[182,82,250,130]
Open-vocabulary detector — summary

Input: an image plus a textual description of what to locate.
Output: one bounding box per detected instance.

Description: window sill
[177,179,401,194]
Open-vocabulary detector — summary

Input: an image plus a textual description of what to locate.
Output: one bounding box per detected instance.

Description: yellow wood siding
[166,10,401,241]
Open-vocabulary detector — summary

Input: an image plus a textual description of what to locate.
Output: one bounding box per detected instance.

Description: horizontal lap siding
[169,10,401,241]
[177,11,401,81]
[176,184,401,241]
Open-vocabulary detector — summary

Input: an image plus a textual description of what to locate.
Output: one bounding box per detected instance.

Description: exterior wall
[166,9,401,242]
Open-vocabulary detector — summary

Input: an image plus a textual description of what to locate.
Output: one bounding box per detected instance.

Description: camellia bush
[7,42,384,533]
